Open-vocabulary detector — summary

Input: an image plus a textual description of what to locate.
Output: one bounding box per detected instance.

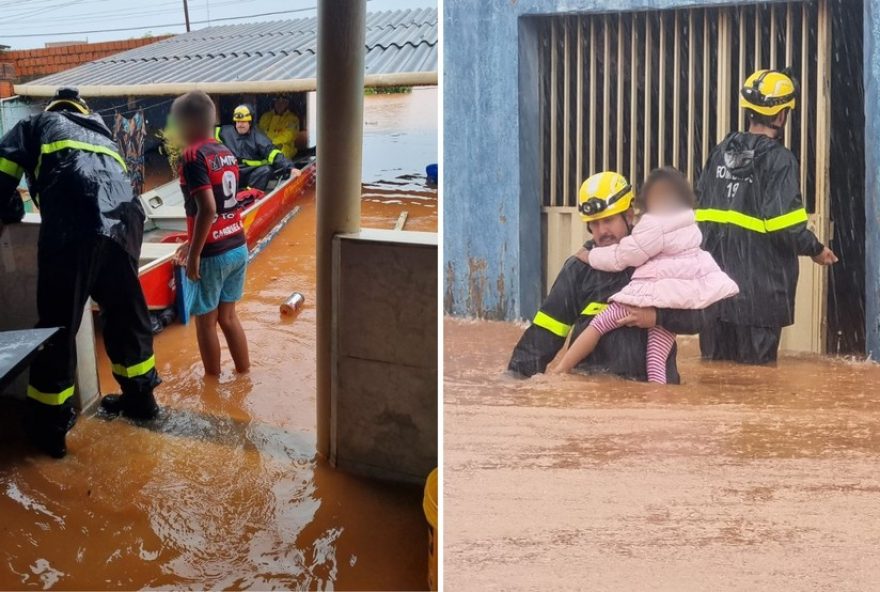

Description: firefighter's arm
[257,131,292,171]
[508,257,588,377]
[0,119,35,224]
[654,304,719,335]
[763,154,826,258]
[270,151,294,173]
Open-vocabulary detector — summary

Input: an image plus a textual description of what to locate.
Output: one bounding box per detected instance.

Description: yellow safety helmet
[233,104,253,122]
[45,87,90,115]
[577,171,634,222]
[739,69,797,116]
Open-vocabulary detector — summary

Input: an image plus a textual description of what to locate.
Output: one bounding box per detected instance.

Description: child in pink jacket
[553,167,739,383]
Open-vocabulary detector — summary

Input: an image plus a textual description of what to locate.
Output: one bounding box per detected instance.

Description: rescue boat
[137,159,316,311]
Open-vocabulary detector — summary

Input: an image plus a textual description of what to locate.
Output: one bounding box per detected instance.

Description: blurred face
[176,113,212,145]
[178,119,200,144]
[644,179,688,214]
[588,210,633,247]
[274,98,289,114]
[235,121,251,134]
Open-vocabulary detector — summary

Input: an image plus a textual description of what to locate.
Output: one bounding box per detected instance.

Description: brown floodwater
[0,89,437,591]
[444,318,880,591]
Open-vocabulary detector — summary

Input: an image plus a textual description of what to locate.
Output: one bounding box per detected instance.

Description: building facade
[444,0,878,356]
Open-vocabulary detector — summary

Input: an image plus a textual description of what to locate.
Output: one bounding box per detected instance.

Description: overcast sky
[0,0,435,49]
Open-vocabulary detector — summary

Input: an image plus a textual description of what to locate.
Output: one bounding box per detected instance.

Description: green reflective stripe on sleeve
[214,127,222,141]
[532,311,571,338]
[267,149,281,164]
[242,158,269,167]
[0,157,24,180]
[27,384,75,406]
[111,355,156,379]
[580,302,608,316]
[38,140,127,175]
[696,207,809,234]
[764,207,809,231]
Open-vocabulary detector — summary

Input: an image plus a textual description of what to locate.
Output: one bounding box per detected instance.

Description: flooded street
[360,87,438,233]
[0,89,436,590]
[444,318,880,591]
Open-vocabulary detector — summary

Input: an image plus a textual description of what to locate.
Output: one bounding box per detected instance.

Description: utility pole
[182,0,191,32]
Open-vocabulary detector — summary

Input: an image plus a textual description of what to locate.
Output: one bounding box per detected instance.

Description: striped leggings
[590,302,677,384]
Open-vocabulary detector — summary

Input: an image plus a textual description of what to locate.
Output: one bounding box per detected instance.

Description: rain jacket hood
[721,131,783,178]
[696,131,824,327]
[0,110,144,259]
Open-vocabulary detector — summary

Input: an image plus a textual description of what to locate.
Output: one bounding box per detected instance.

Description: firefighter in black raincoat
[508,171,716,382]
[0,88,160,458]
[215,104,294,191]
[696,69,837,364]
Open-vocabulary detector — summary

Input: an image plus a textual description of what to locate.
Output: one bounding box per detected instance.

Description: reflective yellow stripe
[695,208,766,233]
[37,140,126,177]
[27,384,75,406]
[764,207,809,231]
[0,156,24,180]
[695,207,808,234]
[532,311,571,338]
[267,149,281,164]
[581,301,608,316]
[111,355,155,378]
[242,158,269,167]
[214,127,222,141]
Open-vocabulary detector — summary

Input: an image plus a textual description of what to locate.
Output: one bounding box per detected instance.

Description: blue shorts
[189,245,248,316]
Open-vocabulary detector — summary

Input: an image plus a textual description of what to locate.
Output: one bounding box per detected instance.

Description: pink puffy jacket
[588,209,739,309]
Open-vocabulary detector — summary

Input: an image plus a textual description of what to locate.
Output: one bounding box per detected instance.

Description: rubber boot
[24,402,77,459]
[100,390,159,420]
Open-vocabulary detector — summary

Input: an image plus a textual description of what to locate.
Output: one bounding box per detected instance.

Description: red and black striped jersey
[179,138,246,257]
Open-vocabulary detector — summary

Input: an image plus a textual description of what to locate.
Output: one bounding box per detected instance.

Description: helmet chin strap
[767,123,786,140]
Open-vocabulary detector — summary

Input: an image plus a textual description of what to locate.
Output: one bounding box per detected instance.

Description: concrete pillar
[315,0,366,458]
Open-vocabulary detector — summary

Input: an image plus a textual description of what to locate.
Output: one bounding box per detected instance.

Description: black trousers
[699,320,783,365]
[27,236,159,430]
[239,165,274,191]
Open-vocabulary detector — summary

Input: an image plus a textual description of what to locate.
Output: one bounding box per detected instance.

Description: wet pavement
[444,318,880,591]
[0,89,436,590]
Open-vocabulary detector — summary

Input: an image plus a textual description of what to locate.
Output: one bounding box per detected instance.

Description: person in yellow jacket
[258,96,300,159]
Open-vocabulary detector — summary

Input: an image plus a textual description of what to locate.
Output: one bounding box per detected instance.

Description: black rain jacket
[508,244,718,383]
[696,132,824,327]
[215,125,293,172]
[0,110,144,259]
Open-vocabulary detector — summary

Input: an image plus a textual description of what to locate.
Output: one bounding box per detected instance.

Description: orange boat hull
[139,163,315,310]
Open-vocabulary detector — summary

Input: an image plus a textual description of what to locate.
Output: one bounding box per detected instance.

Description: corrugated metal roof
[15,8,437,96]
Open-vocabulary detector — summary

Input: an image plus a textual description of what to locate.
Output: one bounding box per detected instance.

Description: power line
[1,0,262,27]
[3,0,88,22]
[0,5,318,38]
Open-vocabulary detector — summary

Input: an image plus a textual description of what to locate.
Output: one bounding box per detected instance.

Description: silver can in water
[280,292,305,315]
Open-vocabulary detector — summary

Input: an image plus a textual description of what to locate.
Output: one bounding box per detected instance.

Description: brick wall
[0,36,172,97]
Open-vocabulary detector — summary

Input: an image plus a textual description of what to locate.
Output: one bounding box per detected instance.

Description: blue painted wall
[444,0,880,355]
[865,0,880,357]
[443,0,740,320]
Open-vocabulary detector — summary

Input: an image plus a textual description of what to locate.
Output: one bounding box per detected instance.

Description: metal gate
[538,0,831,353]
